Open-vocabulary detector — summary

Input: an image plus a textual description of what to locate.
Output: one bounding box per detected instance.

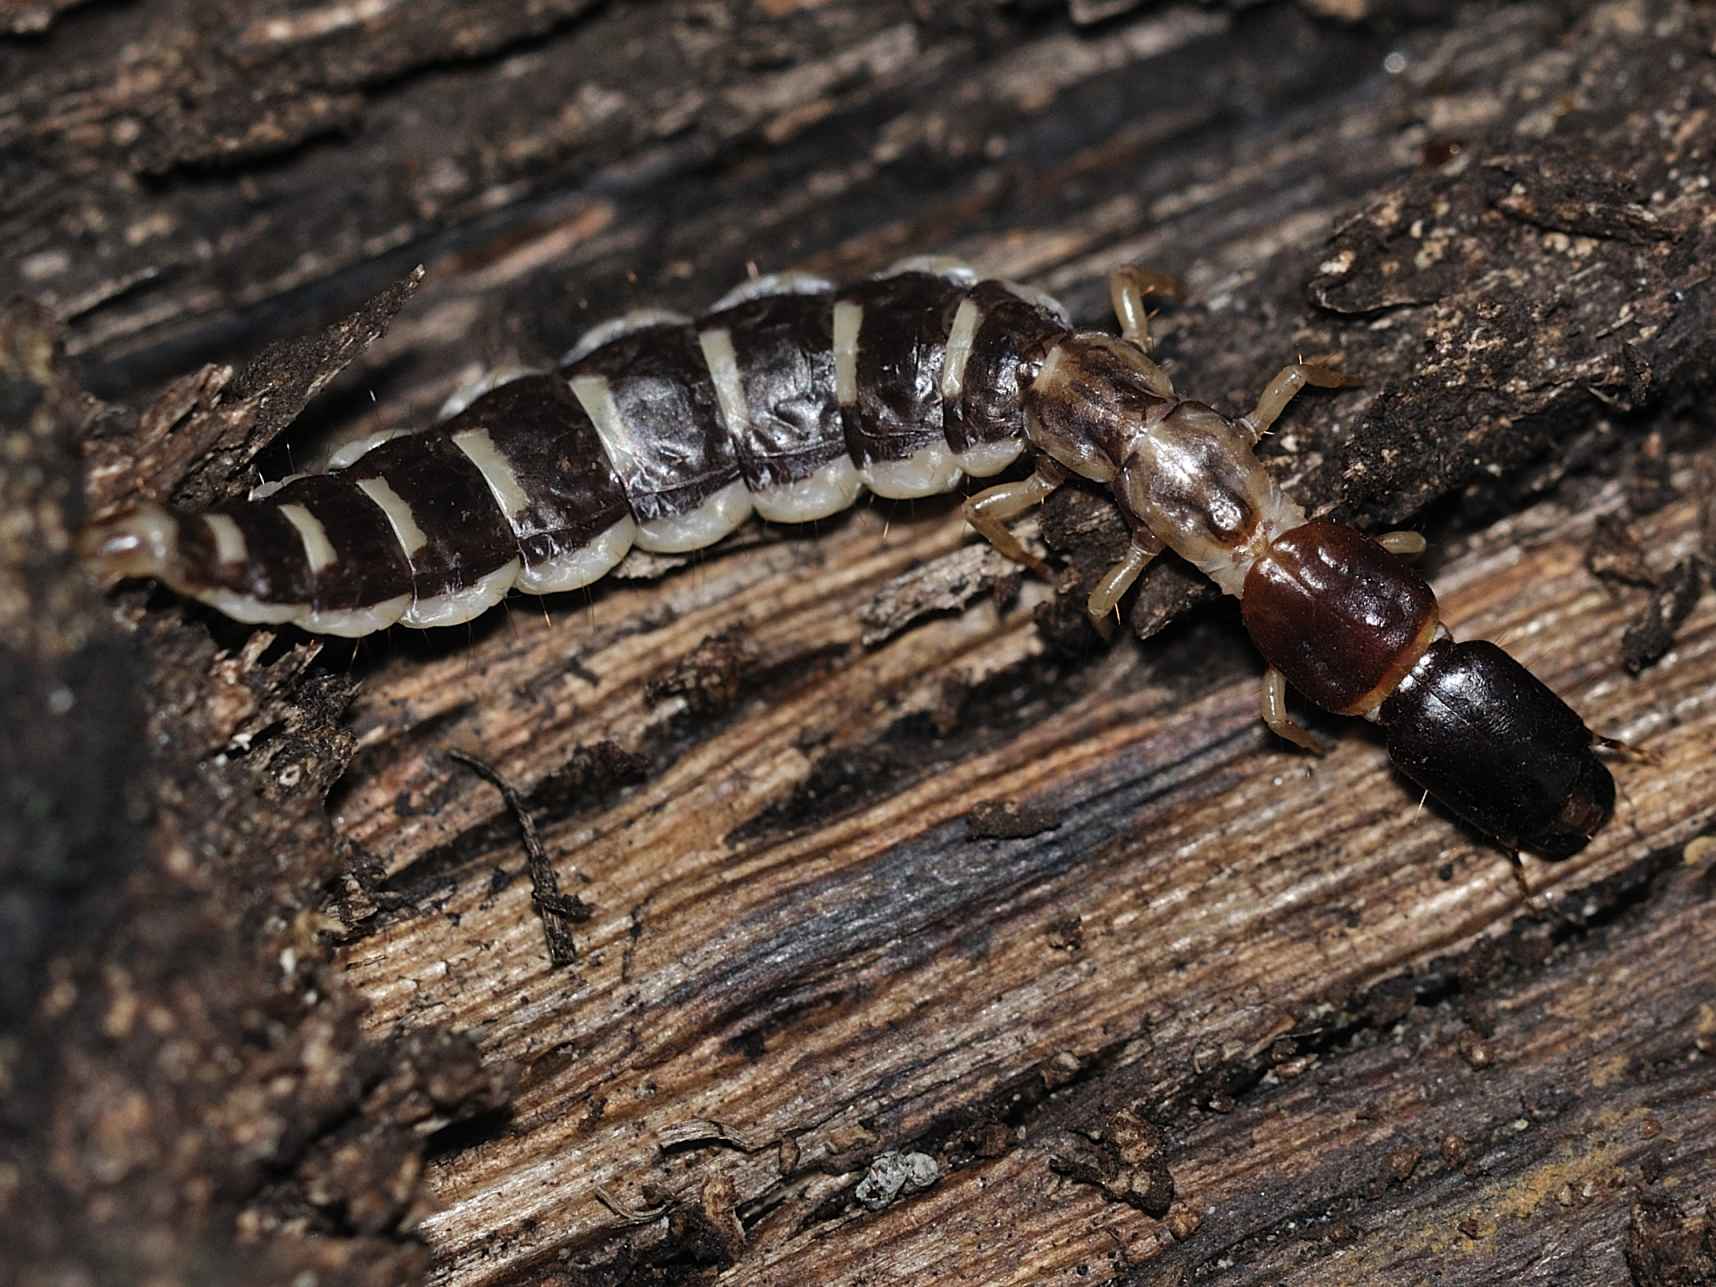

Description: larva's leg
[964,460,1067,574]
[1239,362,1352,441]
[1086,531,1165,633]
[1261,666,1326,755]
[1378,530,1427,558]
[1108,266,1184,353]
[1107,266,1181,397]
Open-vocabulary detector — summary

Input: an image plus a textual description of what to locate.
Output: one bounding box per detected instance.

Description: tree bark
[4,2,1714,1284]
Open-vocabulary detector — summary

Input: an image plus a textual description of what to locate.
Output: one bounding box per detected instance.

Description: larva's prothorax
[81,261,1070,637]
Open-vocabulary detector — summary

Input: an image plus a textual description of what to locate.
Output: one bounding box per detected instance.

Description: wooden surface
[337,452,1716,1286]
[5,1,1715,1284]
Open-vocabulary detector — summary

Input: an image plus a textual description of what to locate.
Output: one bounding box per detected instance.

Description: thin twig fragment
[448,749,588,967]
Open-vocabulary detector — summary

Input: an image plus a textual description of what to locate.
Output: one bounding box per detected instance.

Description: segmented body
[84,257,1619,860]
[93,258,1070,637]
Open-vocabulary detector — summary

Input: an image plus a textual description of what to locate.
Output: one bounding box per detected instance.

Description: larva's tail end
[79,501,181,582]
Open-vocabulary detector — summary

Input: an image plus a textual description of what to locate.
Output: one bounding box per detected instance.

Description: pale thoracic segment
[80,263,1072,637]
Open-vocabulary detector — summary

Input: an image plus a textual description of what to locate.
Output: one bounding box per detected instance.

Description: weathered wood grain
[333,471,1714,1286]
[6,1,1715,1284]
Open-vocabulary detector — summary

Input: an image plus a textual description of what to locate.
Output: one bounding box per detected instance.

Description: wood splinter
[447,749,588,967]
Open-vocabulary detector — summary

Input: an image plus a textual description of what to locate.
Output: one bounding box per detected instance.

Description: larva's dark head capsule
[1379,638,1615,856]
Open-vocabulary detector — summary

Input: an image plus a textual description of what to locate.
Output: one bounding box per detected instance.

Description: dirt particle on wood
[967,797,1062,839]
[1587,515,1659,589]
[1045,915,1084,952]
[645,624,762,717]
[1622,557,1704,675]
[1388,1146,1422,1185]
[1048,1106,1175,1218]
[663,1173,747,1267]
[1164,1201,1203,1241]
[1457,1030,1494,1070]
[1440,1134,1469,1169]
[1624,1195,1716,1287]
[1627,431,1677,516]
[854,1150,940,1211]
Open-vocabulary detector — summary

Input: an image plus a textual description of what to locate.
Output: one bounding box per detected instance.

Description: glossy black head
[1379,639,1614,856]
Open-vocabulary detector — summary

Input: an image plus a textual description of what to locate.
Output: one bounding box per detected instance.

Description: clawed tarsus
[1260,665,1326,755]
[963,461,1068,576]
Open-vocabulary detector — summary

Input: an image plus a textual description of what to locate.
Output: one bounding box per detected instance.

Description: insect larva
[82,258,1621,861]
[83,258,1069,637]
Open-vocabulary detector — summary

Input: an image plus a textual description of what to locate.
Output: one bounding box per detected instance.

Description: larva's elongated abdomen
[82,264,1071,637]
